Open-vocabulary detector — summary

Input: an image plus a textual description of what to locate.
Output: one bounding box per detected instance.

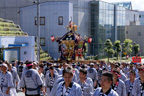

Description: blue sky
[102,0,144,11]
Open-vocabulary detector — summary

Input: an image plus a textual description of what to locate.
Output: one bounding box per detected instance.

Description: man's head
[89,63,94,68]
[49,66,54,74]
[32,62,37,69]
[100,72,113,89]
[1,63,8,72]
[111,68,120,80]
[38,65,44,73]
[8,64,12,71]
[138,66,144,78]
[129,70,136,80]
[63,66,74,84]
[79,68,87,82]
[26,61,33,69]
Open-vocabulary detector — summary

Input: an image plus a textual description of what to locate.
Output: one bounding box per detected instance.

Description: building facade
[20,1,73,59]
[89,1,139,57]
[139,11,144,25]
[125,25,144,56]
[0,36,36,62]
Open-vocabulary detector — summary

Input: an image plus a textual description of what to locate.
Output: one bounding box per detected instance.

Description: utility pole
[37,0,40,61]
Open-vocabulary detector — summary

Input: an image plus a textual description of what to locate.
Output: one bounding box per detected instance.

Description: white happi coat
[0,71,14,96]
[45,73,58,94]
[19,69,43,95]
[78,77,93,96]
[125,79,135,96]
[132,77,144,96]
[55,81,82,96]
[112,79,127,96]
[93,87,118,96]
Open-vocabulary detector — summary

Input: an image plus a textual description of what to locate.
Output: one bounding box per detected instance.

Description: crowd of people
[0,60,144,96]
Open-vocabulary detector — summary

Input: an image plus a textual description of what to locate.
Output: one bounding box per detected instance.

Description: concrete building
[0,36,36,62]
[89,1,140,57]
[20,1,73,59]
[139,11,144,25]
[125,25,144,55]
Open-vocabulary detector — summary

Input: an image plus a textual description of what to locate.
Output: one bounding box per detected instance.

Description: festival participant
[38,65,45,95]
[45,66,58,96]
[94,63,102,88]
[111,69,127,96]
[17,61,24,79]
[132,65,144,96]
[11,61,17,71]
[78,68,93,96]
[93,72,118,96]
[72,63,79,81]
[54,63,62,73]
[114,64,127,82]
[46,63,59,76]
[87,63,98,87]
[8,64,20,95]
[49,76,64,96]
[19,61,44,96]
[125,70,136,96]
[128,63,139,78]
[0,63,14,96]
[32,62,38,71]
[55,66,82,96]
[59,63,77,82]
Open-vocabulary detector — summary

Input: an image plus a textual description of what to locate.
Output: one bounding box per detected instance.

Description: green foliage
[133,42,140,56]
[114,40,121,60]
[85,55,99,60]
[0,18,51,61]
[104,39,114,62]
[124,39,133,55]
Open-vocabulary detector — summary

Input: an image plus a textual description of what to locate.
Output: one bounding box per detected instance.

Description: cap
[90,63,94,66]
[1,64,8,68]
[33,62,37,65]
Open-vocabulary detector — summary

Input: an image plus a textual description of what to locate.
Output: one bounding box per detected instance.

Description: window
[139,15,141,18]
[138,32,141,36]
[58,16,63,25]
[40,37,45,46]
[35,17,45,25]
[126,31,128,34]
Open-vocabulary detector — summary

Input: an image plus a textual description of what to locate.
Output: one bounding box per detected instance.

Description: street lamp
[120,43,125,63]
[28,0,40,61]
[32,0,40,61]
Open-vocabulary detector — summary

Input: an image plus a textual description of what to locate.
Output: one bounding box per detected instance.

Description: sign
[124,52,126,55]
[3,49,19,63]
[132,56,141,63]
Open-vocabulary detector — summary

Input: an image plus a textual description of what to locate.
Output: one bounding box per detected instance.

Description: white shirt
[63,86,66,96]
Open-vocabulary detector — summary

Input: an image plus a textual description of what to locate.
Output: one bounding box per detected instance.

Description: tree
[114,40,121,60]
[104,39,114,62]
[124,39,133,55]
[133,42,140,56]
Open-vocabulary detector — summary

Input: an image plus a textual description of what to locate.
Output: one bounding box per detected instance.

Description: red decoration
[132,56,141,63]
[88,37,92,43]
[51,35,55,42]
